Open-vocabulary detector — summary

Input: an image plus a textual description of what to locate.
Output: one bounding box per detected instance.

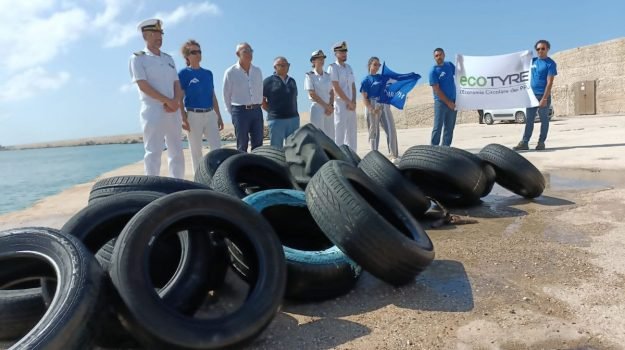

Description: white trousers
[186,110,222,173]
[334,99,357,151]
[140,106,185,179]
[309,103,335,140]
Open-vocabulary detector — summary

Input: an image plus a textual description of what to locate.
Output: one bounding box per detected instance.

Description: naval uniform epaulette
[133,51,145,56]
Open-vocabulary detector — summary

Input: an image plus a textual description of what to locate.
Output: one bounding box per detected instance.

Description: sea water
[0,143,146,215]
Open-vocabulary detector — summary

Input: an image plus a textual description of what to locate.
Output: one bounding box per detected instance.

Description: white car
[482,106,554,125]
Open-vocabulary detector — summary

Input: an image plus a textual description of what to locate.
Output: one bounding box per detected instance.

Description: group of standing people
[129,18,556,180]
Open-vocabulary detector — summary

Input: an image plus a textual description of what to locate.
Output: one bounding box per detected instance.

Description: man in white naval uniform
[129,18,185,178]
[327,41,357,151]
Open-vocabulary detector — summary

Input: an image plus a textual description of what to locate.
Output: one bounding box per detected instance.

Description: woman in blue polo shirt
[178,39,224,173]
[360,57,399,162]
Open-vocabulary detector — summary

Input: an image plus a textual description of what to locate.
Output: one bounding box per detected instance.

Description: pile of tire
[0,124,543,349]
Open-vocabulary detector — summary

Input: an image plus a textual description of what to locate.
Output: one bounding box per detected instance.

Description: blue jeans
[268,116,300,149]
[231,106,264,152]
[522,95,551,143]
[431,100,457,146]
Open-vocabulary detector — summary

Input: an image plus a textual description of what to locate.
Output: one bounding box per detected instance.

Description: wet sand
[2,115,625,349]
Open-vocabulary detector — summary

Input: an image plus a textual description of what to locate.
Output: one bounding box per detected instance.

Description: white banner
[455,50,539,110]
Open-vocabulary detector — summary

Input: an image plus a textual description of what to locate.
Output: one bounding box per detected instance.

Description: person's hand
[217,117,224,131]
[447,101,456,110]
[164,98,179,112]
[348,101,356,111]
[164,104,175,113]
[324,104,333,116]
[182,119,190,131]
[539,99,548,108]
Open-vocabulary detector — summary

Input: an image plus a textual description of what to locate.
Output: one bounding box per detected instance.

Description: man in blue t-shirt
[513,39,558,151]
[429,48,457,146]
[178,39,224,173]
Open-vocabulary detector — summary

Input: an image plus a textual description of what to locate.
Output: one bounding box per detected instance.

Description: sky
[0,0,623,146]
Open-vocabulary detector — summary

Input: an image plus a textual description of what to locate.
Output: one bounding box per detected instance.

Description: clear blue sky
[0,0,623,146]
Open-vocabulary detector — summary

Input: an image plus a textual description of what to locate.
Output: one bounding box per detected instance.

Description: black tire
[61,191,226,348]
[211,153,299,199]
[251,145,288,168]
[306,161,435,286]
[434,146,496,198]
[340,144,361,166]
[484,113,494,125]
[242,189,361,301]
[478,143,545,198]
[398,145,485,207]
[109,190,286,349]
[89,175,209,203]
[515,111,526,124]
[194,148,242,186]
[0,288,46,341]
[0,227,105,349]
[284,123,351,188]
[358,150,430,217]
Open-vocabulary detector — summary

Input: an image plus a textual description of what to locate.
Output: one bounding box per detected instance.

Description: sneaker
[535,142,546,150]
[512,141,529,151]
[391,157,401,165]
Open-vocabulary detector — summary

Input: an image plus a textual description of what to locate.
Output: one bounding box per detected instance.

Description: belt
[187,107,213,113]
[233,104,261,110]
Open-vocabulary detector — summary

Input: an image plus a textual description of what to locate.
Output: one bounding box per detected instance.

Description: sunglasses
[189,50,202,55]
[240,48,254,54]
[536,47,547,51]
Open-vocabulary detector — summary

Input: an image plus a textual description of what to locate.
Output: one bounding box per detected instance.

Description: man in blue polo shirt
[513,39,558,151]
[429,48,457,146]
[262,56,300,148]
[179,39,224,173]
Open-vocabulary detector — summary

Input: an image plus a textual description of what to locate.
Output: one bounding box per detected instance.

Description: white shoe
[389,156,400,165]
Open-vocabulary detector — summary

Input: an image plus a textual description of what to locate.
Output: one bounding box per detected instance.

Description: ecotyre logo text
[459,71,529,88]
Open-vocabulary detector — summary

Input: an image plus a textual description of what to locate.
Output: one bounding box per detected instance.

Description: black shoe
[512,141,529,151]
[536,142,546,150]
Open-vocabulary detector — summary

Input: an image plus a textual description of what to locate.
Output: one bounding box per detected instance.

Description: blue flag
[379,63,421,110]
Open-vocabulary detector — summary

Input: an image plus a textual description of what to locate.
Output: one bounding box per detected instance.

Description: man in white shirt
[129,18,185,178]
[222,43,264,152]
[327,41,357,150]
[304,50,334,139]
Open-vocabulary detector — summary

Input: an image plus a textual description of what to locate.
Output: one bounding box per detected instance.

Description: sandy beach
[2,114,625,349]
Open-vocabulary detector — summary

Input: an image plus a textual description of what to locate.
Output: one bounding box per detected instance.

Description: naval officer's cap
[137,18,164,34]
[310,49,327,62]
[332,41,348,52]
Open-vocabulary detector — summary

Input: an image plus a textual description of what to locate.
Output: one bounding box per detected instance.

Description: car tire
[478,143,545,198]
[109,190,286,349]
[358,150,430,217]
[484,113,494,125]
[194,148,242,186]
[211,153,299,198]
[89,175,209,203]
[242,189,361,301]
[398,145,486,207]
[251,145,288,168]
[306,161,435,286]
[0,227,105,349]
[515,111,526,124]
[339,144,361,166]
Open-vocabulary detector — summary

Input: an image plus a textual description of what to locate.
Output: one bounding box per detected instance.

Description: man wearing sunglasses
[129,18,185,179]
[262,57,300,148]
[178,40,224,173]
[223,43,264,152]
[514,39,558,151]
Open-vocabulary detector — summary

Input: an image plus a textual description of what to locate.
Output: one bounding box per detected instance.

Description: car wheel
[515,111,526,124]
[484,113,494,125]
